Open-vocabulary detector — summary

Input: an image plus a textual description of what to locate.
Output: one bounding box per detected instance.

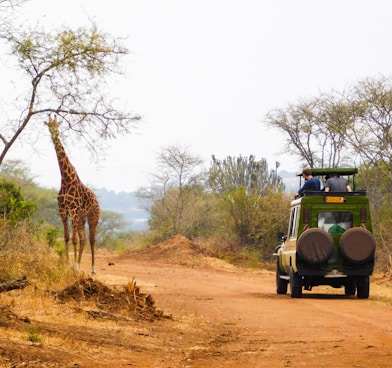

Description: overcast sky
[5,0,392,192]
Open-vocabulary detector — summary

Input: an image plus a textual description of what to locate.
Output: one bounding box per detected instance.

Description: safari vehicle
[275,168,376,298]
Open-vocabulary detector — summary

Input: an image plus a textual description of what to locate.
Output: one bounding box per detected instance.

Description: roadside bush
[0,179,37,224]
[0,219,73,284]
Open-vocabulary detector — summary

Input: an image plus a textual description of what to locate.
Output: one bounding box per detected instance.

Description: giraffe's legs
[77,229,86,274]
[71,218,81,272]
[72,232,79,272]
[88,216,98,275]
[59,210,70,264]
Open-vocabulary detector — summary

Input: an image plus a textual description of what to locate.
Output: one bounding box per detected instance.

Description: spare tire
[339,227,376,264]
[297,228,334,264]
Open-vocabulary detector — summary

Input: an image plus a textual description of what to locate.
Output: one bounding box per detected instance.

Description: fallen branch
[0,276,29,293]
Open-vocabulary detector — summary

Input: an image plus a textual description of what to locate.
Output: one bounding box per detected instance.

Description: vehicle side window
[318,211,353,235]
[288,207,299,238]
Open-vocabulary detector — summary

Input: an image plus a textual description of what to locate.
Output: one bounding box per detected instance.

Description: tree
[97,210,128,246]
[208,155,287,248]
[356,164,392,273]
[265,76,392,175]
[265,94,354,168]
[138,145,206,240]
[343,77,392,185]
[0,24,140,166]
[0,179,36,223]
[0,159,61,227]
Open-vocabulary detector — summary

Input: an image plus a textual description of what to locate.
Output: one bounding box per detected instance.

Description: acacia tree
[265,76,392,173]
[265,94,353,168]
[343,77,392,184]
[138,145,206,240]
[0,24,140,165]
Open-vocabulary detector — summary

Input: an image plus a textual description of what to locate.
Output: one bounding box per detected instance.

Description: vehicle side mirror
[278,232,287,242]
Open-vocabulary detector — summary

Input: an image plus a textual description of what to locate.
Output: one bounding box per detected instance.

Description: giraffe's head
[45,115,60,136]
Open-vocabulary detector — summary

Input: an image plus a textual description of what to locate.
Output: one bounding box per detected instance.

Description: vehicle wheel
[357,276,370,299]
[344,279,356,296]
[289,267,302,298]
[276,260,288,294]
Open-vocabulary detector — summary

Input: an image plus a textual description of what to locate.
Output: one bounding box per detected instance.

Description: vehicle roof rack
[299,190,367,197]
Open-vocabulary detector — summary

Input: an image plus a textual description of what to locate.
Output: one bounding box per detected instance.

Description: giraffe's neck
[49,130,81,186]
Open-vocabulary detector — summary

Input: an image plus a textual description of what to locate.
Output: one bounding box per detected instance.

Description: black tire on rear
[357,276,370,299]
[289,267,302,298]
[276,260,288,295]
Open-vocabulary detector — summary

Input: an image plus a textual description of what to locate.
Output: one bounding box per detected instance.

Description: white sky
[5,0,392,192]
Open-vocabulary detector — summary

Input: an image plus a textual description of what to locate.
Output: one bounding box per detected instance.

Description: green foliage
[215,187,290,251]
[139,145,206,242]
[27,326,43,344]
[45,226,66,258]
[45,227,59,248]
[0,160,60,228]
[148,185,218,242]
[206,156,288,251]
[0,179,37,223]
[357,164,392,271]
[97,210,128,247]
[143,151,291,256]
[220,186,260,246]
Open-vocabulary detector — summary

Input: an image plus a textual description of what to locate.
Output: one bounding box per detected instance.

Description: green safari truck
[275,168,376,298]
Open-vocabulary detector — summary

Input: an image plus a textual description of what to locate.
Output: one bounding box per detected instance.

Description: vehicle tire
[357,276,370,299]
[289,267,302,298]
[339,228,376,265]
[344,279,356,296]
[276,260,288,295]
[297,228,334,265]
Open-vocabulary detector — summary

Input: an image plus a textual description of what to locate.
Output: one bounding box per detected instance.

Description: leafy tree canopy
[0,23,140,166]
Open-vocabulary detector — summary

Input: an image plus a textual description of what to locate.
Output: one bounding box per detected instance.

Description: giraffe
[46,115,100,275]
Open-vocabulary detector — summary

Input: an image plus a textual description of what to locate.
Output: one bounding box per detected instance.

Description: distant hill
[95,188,150,231]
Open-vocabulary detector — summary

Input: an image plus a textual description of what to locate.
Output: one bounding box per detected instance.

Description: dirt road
[2,235,392,367]
[95,236,392,368]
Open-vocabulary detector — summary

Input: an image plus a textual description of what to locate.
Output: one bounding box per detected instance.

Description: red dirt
[1,234,392,367]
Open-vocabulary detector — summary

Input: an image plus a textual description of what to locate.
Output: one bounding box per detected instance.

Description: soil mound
[56,277,171,322]
[128,234,205,265]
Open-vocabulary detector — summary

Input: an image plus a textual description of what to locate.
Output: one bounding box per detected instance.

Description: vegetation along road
[1,235,392,367]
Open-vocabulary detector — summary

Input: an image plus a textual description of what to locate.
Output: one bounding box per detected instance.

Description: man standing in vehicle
[324,172,352,192]
[298,167,321,194]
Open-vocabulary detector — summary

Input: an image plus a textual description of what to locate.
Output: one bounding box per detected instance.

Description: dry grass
[0,270,172,367]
